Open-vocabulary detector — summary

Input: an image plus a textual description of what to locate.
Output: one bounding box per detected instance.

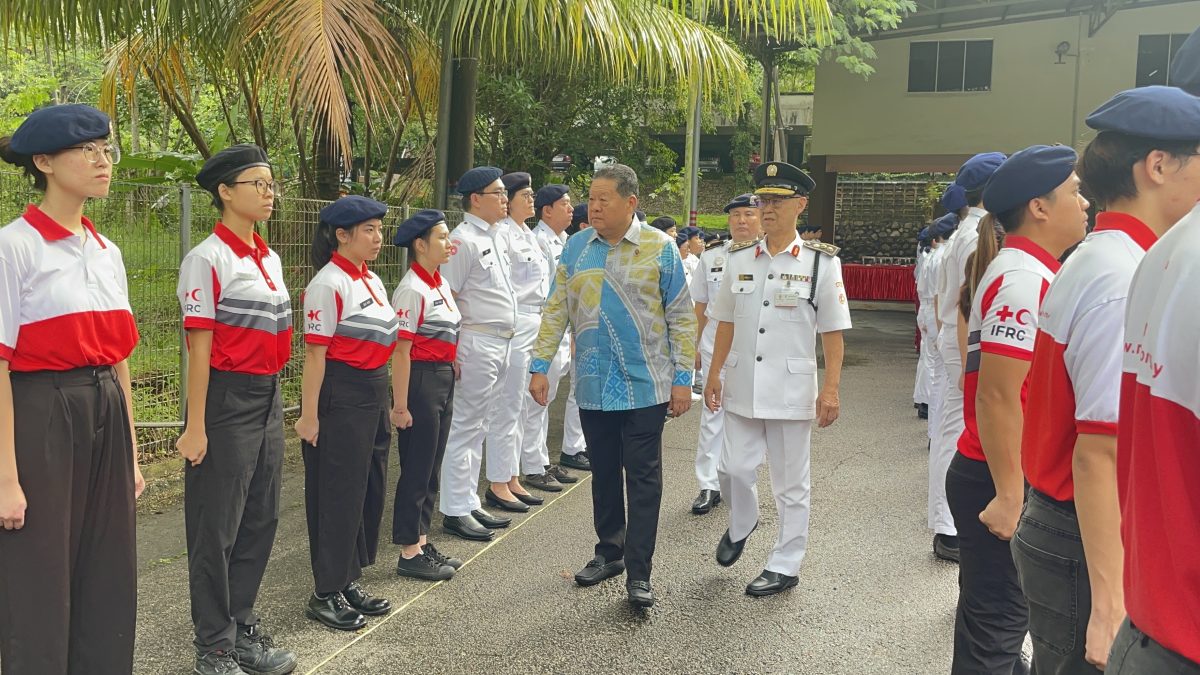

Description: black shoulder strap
[808,252,821,311]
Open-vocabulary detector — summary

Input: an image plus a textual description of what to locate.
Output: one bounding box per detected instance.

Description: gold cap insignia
[766,164,778,177]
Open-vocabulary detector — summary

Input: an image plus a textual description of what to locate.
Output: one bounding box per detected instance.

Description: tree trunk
[446,38,480,185]
[314,116,340,201]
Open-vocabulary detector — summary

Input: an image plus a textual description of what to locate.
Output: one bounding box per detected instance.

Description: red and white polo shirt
[1022,213,1156,501]
[392,264,460,362]
[959,236,1059,461]
[177,222,292,375]
[0,205,139,371]
[1118,203,1200,664]
[302,253,398,370]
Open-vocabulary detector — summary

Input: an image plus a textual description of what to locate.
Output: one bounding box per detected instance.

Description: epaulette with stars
[729,237,761,253]
[803,240,841,257]
[704,238,727,251]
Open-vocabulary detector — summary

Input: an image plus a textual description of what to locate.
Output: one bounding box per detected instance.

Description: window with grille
[908,40,993,93]
[1136,34,1191,87]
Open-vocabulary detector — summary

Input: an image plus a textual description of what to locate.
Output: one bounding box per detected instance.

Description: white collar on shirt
[463,212,497,232]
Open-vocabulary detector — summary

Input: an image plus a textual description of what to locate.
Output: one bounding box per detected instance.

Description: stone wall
[832,181,942,263]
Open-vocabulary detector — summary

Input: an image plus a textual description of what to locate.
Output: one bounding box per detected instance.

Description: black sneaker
[559,452,591,471]
[234,625,297,675]
[423,542,463,570]
[547,464,578,484]
[194,650,246,675]
[524,472,564,492]
[396,552,455,581]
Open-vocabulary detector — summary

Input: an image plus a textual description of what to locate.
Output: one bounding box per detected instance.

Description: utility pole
[683,74,702,228]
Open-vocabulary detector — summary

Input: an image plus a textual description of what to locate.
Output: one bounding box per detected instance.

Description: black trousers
[578,403,667,582]
[393,362,455,546]
[0,367,136,675]
[1108,618,1200,674]
[302,361,391,594]
[946,453,1029,675]
[1012,489,1092,675]
[185,369,284,653]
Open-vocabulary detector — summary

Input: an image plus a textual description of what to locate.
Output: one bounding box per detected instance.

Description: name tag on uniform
[480,248,492,257]
[738,274,754,281]
[359,297,375,309]
[780,273,810,283]
[432,299,445,307]
[774,290,801,307]
[710,266,724,273]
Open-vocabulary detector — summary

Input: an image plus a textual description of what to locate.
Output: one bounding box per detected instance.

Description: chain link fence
[0,170,463,460]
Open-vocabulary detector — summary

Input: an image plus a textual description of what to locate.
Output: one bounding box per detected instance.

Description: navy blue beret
[675,232,690,247]
[954,152,1007,190]
[572,203,589,227]
[1085,85,1200,141]
[10,104,111,155]
[933,212,959,239]
[197,144,270,191]
[635,209,646,222]
[723,193,758,212]
[501,171,531,196]
[320,195,387,231]
[1172,27,1200,96]
[799,223,822,233]
[682,226,702,239]
[535,184,569,212]
[918,227,930,242]
[754,161,815,196]
[940,184,967,212]
[983,145,1078,215]
[456,166,503,195]
[393,209,447,247]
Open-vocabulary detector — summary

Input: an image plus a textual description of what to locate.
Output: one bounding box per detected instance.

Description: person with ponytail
[295,196,398,631]
[390,209,464,582]
[945,145,1090,675]
[176,144,297,675]
[0,104,141,674]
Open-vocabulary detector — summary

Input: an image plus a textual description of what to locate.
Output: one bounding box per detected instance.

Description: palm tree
[2,0,832,198]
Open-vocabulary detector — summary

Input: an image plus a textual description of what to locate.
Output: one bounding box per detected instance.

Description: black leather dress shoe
[626,580,654,608]
[574,555,625,586]
[513,490,545,505]
[486,489,531,512]
[715,522,756,567]
[442,514,495,541]
[234,625,295,675]
[342,582,390,616]
[934,534,960,563]
[423,542,463,570]
[305,592,366,631]
[471,508,511,529]
[692,489,722,515]
[559,452,591,471]
[746,570,799,597]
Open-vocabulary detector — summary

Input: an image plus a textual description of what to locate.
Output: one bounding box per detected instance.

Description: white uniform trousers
[913,331,933,405]
[929,330,961,537]
[440,330,511,517]
[485,310,540,483]
[520,337,571,475]
[718,412,813,576]
[693,340,724,491]
[562,378,586,457]
[926,339,945,444]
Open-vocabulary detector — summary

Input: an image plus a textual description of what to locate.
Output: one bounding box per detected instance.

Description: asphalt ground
[130,309,960,674]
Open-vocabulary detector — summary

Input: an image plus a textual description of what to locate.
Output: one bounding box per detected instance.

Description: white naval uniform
[439,212,518,517]
[486,217,548,482]
[913,249,933,407]
[929,206,985,537]
[710,234,852,576]
[689,241,732,492]
[520,221,579,474]
[922,245,946,448]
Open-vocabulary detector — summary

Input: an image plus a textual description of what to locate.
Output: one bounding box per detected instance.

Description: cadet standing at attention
[704,162,852,597]
[295,196,398,631]
[438,167,518,541]
[688,193,761,516]
[0,104,142,675]
[177,144,297,675]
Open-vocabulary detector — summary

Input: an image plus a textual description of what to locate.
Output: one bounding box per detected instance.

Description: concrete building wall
[811,3,1200,167]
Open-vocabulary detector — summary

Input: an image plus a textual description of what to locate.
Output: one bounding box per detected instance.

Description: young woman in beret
[390,209,464,581]
[0,103,141,675]
[295,196,398,630]
[176,144,297,675]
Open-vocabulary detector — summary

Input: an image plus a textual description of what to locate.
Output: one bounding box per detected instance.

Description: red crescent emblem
[190,288,202,301]
[1016,309,1032,326]
[307,310,321,321]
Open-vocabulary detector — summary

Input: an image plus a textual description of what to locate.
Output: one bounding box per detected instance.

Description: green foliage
[117,151,204,184]
[0,42,103,134]
[774,0,914,80]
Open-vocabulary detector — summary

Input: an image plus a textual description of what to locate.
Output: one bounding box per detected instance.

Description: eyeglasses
[62,142,121,165]
[477,190,508,198]
[230,179,281,197]
[756,195,805,207]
